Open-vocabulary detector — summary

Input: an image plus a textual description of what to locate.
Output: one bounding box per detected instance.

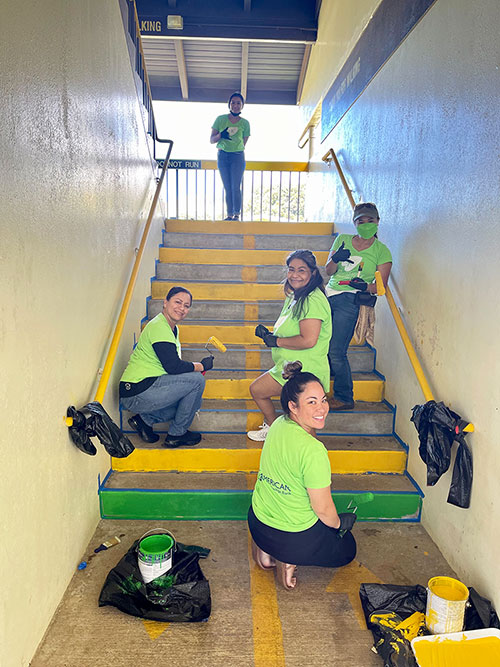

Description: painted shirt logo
[258,472,291,495]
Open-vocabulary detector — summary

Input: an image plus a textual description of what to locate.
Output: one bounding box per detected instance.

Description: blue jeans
[120,372,205,436]
[328,293,360,403]
[217,150,245,217]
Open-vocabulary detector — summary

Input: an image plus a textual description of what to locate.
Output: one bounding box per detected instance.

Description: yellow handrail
[323,147,474,433]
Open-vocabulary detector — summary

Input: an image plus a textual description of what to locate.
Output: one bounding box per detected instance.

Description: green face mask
[357,222,378,239]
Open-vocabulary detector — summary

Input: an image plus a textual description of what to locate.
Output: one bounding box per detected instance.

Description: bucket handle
[137,528,176,551]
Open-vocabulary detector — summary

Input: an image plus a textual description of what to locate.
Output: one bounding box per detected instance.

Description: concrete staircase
[101,220,422,522]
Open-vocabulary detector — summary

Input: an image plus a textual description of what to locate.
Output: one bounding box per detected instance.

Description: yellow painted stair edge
[159,248,330,266]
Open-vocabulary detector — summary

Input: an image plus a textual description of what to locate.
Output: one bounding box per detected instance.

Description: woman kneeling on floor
[247,361,357,590]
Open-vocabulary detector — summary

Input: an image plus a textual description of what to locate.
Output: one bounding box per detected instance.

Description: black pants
[248,505,356,567]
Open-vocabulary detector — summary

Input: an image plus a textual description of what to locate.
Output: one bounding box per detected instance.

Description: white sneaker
[247,422,270,441]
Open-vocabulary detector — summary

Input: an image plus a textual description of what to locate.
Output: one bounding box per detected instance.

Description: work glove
[330,241,353,264]
[262,333,278,348]
[255,324,271,340]
[219,127,231,140]
[348,277,368,291]
[337,512,357,535]
[201,355,214,371]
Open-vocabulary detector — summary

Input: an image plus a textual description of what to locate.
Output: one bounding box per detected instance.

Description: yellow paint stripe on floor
[241,266,257,282]
[181,325,265,345]
[204,378,384,401]
[165,220,334,236]
[152,281,281,300]
[159,247,329,266]
[246,477,286,667]
[245,350,261,370]
[243,235,256,249]
[112,449,405,474]
[244,303,259,320]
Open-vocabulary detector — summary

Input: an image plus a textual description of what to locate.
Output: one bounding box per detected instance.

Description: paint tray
[411,628,500,666]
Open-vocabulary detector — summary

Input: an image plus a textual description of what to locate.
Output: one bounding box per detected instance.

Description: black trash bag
[360,584,428,667]
[67,401,134,458]
[98,539,211,622]
[465,587,500,630]
[411,400,472,509]
[447,434,473,508]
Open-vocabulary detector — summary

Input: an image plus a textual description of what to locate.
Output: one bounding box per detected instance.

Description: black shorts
[248,505,356,568]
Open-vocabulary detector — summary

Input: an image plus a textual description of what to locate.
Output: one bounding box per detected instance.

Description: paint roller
[338,492,374,537]
[205,336,227,355]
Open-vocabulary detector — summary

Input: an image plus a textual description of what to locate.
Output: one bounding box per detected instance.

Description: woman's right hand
[329,241,353,264]
[220,127,231,140]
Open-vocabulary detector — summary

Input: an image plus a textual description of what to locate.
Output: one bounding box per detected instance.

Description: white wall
[0,2,165,665]
[303,0,500,608]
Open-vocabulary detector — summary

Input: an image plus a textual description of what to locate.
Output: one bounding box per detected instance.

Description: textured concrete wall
[0,2,165,665]
[304,0,500,607]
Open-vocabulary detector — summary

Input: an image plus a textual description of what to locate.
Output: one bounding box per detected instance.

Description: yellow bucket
[425,576,469,634]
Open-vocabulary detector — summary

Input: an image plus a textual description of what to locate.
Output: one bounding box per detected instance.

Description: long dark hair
[284,249,325,319]
[166,285,193,305]
[280,361,323,415]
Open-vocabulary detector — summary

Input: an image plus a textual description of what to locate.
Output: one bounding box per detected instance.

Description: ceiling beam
[244,0,251,10]
[296,43,311,104]
[241,42,249,100]
[174,40,189,100]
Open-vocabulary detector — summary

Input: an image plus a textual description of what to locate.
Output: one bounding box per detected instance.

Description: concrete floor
[31,520,457,667]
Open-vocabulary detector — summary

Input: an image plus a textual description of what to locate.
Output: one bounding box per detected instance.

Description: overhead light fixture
[167,15,183,30]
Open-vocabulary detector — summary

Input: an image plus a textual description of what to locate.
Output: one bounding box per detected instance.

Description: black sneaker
[163,430,202,448]
[128,414,159,443]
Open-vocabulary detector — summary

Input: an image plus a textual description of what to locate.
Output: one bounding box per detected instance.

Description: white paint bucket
[425,576,469,634]
[137,529,175,584]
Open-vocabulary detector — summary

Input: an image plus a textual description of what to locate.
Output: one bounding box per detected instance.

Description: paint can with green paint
[137,529,175,584]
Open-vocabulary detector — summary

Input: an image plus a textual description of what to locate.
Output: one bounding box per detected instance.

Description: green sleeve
[147,318,176,345]
[300,289,329,321]
[376,241,392,265]
[302,443,332,489]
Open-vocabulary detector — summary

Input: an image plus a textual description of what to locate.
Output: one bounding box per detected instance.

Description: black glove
[348,277,368,291]
[338,512,357,533]
[201,355,214,371]
[255,324,271,340]
[263,333,278,348]
[220,127,231,140]
[330,241,353,264]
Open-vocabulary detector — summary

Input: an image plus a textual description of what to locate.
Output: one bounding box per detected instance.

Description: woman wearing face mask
[210,92,250,221]
[247,249,331,442]
[248,361,357,590]
[325,202,392,411]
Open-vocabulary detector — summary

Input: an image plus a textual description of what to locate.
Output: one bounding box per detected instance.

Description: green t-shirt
[212,114,250,153]
[120,313,181,383]
[269,287,332,392]
[326,234,392,295]
[252,415,332,532]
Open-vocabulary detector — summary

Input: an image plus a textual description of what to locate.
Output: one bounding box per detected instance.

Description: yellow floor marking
[243,235,256,249]
[165,220,333,235]
[245,349,261,370]
[326,559,383,629]
[246,475,286,667]
[152,281,280,300]
[244,303,259,320]
[142,619,170,640]
[159,247,329,266]
[241,266,258,282]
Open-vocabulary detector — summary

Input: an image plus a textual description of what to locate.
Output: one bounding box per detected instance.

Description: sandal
[276,561,297,590]
[251,539,276,570]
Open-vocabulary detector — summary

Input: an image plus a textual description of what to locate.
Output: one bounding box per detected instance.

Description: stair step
[179,344,375,372]
[159,247,330,265]
[113,433,407,474]
[152,280,281,300]
[200,373,383,400]
[162,231,333,251]
[165,220,334,236]
[157,263,330,284]
[121,399,394,435]
[147,299,283,322]
[99,471,422,521]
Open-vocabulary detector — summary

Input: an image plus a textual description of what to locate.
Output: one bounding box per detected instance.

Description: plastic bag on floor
[67,401,134,458]
[360,584,427,667]
[98,539,211,622]
[465,587,500,630]
[410,400,472,508]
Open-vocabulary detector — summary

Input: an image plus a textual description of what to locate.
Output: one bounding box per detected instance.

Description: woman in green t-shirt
[210,92,250,221]
[247,249,332,442]
[325,202,392,411]
[248,362,357,590]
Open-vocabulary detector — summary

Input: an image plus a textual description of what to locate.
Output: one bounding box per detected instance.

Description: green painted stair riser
[99,489,422,522]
